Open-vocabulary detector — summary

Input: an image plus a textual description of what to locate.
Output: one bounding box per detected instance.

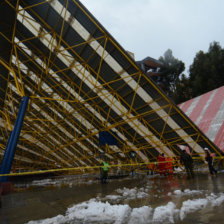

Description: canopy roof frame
[0,0,222,173]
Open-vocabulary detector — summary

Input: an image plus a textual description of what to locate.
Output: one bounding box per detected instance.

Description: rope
[2,157,222,177]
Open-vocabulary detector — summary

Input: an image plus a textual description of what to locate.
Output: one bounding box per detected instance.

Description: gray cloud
[81,0,224,73]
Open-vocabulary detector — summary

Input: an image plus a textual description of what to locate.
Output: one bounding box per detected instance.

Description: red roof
[178,86,224,152]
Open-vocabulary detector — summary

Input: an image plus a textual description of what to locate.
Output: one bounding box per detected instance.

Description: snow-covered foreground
[27,187,224,224]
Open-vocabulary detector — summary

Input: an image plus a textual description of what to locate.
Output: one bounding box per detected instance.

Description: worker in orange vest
[147,163,155,175]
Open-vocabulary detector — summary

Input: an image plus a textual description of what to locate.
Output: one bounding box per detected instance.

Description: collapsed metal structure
[0,0,222,174]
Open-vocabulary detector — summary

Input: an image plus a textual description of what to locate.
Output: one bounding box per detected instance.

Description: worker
[147,163,155,175]
[165,157,174,174]
[100,159,109,184]
[180,149,194,179]
[157,153,166,176]
[204,148,217,176]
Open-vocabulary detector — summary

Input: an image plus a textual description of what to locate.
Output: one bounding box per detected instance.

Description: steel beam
[0,96,29,182]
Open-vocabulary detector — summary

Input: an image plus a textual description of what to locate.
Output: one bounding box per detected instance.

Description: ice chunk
[104,194,122,202]
[136,191,148,199]
[116,187,148,200]
[128,206,152,224]
[152,202,178,223]
[174,189,182,195]
[27,199,131,224]
[183,189,202,195]
[212,194,224,207]
[180,198,208,220]
[207,193,224,207]
[27,215,65,224]
[66,199,131,223]
[174,189,202,196]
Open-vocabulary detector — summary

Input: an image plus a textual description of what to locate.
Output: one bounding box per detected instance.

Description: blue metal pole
[0,96,29,182]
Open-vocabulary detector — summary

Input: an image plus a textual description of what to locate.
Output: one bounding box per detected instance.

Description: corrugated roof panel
[179,86,224,152]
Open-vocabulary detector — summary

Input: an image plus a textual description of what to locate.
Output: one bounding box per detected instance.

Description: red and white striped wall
[178,86,224,152]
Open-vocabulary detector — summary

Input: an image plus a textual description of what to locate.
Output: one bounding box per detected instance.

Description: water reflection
[211,175,219,192]
[1,173,224,224]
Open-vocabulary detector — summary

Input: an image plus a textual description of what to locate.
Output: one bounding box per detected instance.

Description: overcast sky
[81,0,224,74]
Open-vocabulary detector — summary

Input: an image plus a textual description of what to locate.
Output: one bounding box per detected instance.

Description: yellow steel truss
[0,0,223,177]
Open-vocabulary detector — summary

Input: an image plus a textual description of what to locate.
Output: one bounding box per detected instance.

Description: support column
[0,96,29,184]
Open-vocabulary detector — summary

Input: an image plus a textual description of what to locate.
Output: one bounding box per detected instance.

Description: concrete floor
[1,172,224,224]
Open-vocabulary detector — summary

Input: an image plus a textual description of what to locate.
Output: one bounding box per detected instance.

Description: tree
[159,49,185,97]
[188,41,224,98]
[172,74,192,103]
[171,41,224,104]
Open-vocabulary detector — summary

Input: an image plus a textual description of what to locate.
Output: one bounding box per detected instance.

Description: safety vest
[102,161,109,171]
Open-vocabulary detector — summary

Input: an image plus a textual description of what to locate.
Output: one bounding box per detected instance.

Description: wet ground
[1,172,224,224]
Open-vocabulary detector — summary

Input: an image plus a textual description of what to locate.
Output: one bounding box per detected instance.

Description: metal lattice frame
[0,0,222,174]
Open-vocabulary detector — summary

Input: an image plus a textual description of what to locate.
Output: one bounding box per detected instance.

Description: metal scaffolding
[0,0,223,176]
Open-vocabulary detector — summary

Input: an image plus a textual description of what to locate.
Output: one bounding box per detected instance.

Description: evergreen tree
[171,41,224,104]
[189,41,224,98]
[159,49,185,97]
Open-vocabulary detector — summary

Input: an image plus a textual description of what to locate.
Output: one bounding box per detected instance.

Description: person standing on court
[180,149,194,179]
[100,159,109,184]
[204,148,217,176]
